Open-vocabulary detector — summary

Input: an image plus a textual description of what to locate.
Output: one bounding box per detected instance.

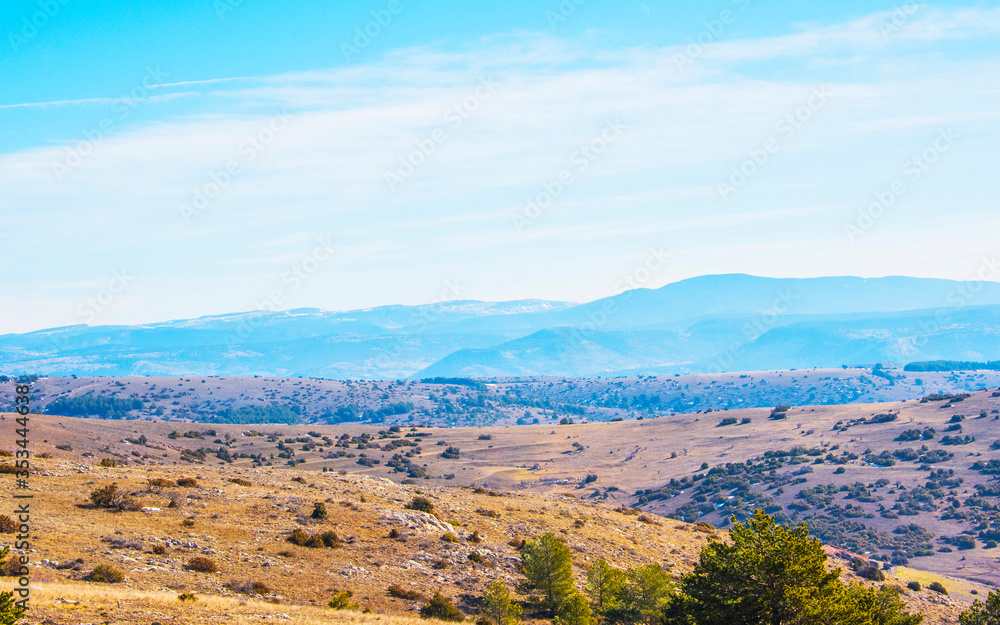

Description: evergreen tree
[961,590,1000,625]
[674,510,843,625]
[481,580,523,625]
[624,564,674,625]
[555,592,594,625]
[667,510,922,625]
[420,592,465,622]
[0,590,24,625]
[585,559,626,613]
[521,532,575,610]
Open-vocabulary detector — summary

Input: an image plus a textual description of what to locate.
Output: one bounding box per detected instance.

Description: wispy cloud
[2,5,999,332]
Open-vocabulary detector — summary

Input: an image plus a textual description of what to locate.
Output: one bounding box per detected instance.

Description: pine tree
[585,559,626,613]
[521,532,575,610]
[624,564,674,625]
[0,591,24,625]
[675,510,842,625]
[481,580,522,625]
[555,592,593,625]
[961,590,1000,625]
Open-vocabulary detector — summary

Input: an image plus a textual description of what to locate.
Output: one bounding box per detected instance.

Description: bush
[287,528,339,548]
[88,483,139,511]
[86,564,124,583]
[227,580,271,595]
[928,581,948,595]
[388,528,401,539]
[0,591,25,624]
[186,556,217,573]
[389,585,425,601]
[228,478,252,487]
[329,590,359,610]
[0,555,23,578]
[178,592,197,602]
[442,532,460,543]
[468,551,484,564]
[855,564,885,582]
[421,592,465,621]
[406,497,435,514]
[151,544,167,555]
[312,502,328,520]
[907,581,921,592]
[176,477,199,487]
[0,516,15,534]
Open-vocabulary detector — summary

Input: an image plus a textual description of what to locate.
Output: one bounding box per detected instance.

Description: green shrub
[907,581,921,592]
[928,581,948,595]
[0,516,15,534]
[407,497,435,513]
[287,528,339,548]
[312,502,328,520]
[87,564,124,583]
[329,590,359,610]
[0,591,26,624]
[178,592,197,602]
[420,592,464,621]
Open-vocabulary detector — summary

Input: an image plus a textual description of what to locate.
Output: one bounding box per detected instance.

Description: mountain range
[4,274,1000,378]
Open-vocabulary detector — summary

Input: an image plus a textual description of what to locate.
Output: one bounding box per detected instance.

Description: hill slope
[4,275,1000,378]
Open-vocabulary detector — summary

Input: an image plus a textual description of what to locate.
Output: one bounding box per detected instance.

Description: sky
[1,0,999,333]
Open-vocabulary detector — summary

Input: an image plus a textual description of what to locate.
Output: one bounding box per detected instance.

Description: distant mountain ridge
[3,274,1000,378]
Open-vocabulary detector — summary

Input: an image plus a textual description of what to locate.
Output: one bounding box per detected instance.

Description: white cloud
[2,5,999,332]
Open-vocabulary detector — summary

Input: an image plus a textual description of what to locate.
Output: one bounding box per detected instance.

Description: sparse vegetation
[86,564,125,583]
[420,592,464,621]
[186,556,218,573]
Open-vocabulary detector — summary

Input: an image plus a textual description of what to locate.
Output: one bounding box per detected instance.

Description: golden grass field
[1,403,996,624]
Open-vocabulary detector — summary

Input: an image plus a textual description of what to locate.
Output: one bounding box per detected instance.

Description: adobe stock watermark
[384,77,498,191]
[545,0,588,29]
[904,254,1000,354]
[844,127,957,243]
[717,85,832,200]
[569,246,671,342]
[341,0,403,61]
[213,0,244,20]
[52,66,169,181]
[178,110,291,223]
[226,236,338,345]
[511,117,627,233]
[673,0,752,71]
[363,278,467,376]
[877,1,920,42]
[50,269,135,351]
[708,288,799,373]
[8,0,70,54]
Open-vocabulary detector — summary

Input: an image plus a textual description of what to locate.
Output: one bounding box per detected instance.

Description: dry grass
[32,582,434,625]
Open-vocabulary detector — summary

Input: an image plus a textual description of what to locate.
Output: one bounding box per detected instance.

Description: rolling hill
[3,275,1000,378]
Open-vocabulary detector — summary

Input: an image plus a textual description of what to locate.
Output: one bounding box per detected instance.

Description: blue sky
[2,0,999,333]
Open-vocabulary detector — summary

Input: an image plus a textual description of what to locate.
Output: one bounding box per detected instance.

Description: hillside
[4,275,1000,378]
[4,367,1000,427]
[0,426,981,625]
[11,385,1000,594]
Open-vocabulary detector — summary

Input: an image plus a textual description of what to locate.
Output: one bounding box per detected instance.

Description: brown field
[0,434,980,625]
[3,384,1000,623]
